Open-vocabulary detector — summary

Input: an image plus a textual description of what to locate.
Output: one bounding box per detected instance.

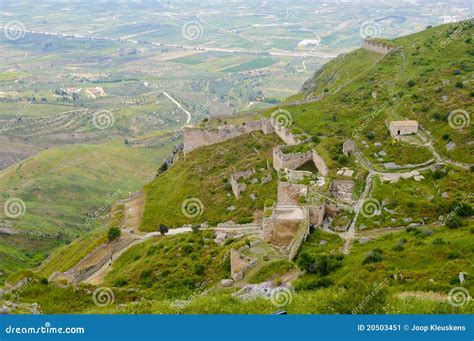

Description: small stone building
[389,120,418,138]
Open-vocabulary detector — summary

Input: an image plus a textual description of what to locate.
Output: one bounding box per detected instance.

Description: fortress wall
[312,150,329,176]
[272,147,313,171]
[183,120,267,154]
[287,218,310,261]
[273,124,300,145]
[362,40,394,55]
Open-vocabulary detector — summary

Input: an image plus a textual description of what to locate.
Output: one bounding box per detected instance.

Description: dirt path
[162,91,192,125]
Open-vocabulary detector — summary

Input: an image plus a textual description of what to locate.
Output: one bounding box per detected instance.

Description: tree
[108,227,121,242]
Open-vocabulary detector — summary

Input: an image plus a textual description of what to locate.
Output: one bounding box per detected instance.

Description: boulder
[220,279,234,287]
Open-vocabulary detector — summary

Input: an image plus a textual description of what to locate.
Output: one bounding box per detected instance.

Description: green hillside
[5,22,474,315]
[281,22,473,164]
[0,141,174,282]
[140,132,279,230]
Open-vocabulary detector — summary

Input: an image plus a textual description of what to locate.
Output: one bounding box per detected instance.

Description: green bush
[108,227,121,242]
[363,249,384,264]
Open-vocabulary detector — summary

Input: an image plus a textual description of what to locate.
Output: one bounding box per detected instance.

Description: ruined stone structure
[230,248,257,281]
[330,180,355,202]
[362,39,396,55]
[230,169,255,198]
[342,140,356,157]
[389,120,419,138]
[183,119,275,154]
[273,147,328,176]
[270,119,301,146]
[277,182,307,205]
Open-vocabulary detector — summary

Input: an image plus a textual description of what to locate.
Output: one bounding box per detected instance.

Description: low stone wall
[362,39,395,55]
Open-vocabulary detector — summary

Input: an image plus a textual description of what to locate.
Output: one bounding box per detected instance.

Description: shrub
[445,216,462,229]
[442,133,450,140]
[294,276,333,291]
[433,169,446,179]
[366,130,375,140]
[113,279,128,287]
[363,248,384,264]
[108,227,121,242]
[455,81,464,88]
[297,253,343,276]
[194,264,205,275]
[448,202,473,218]
[433,237,446,246]
[407,80,416,87]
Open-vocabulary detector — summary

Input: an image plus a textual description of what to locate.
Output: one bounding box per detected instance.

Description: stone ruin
[230,168,255,198]
[342,140,356,157]
[230,248,257,281]
[183,119,275,154]
[272,146,328,176]
[329,180,355,202]
[362,39,396,55]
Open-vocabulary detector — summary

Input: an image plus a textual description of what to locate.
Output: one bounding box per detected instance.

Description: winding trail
[162,91,192,125]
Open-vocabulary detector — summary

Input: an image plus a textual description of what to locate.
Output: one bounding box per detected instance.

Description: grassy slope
[357,166,474,229]
[103,230,232,300]
[278,22,473,164]
[140,132,280,230]
[0,141,173,281]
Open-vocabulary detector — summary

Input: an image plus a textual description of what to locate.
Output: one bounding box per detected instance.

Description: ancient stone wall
[362,39,395,55]
[309,204,325,226]
[230,248,257,281]
[342,140,356,157]
[312,150,328,176]
[183,120,270,154]
[273,147,328,176]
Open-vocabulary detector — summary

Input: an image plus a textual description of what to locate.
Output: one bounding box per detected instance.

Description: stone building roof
[389,120,418,127]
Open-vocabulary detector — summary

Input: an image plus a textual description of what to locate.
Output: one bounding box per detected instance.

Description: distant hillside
[281,21,473,164]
